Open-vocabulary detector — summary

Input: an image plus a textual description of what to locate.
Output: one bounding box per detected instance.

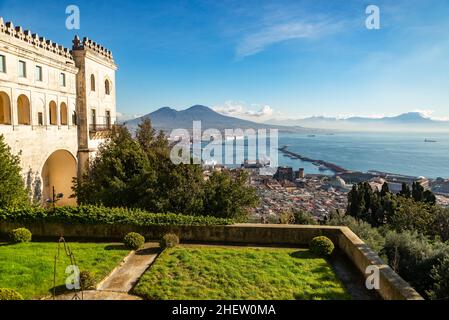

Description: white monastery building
[0,18,117,205]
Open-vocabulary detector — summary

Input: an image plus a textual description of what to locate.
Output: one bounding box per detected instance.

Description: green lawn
[0,242,129,299]
[133,246,350,300]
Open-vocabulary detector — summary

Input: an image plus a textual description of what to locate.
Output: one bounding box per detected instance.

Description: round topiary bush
[123,232,145,250]
[160,233,180,249]
[0,288,24,300]
[79,270,96,290]
[9,228,32,243]
[310,236,335,257]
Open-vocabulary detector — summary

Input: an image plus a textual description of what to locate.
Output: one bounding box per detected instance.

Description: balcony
[89,124,112,133]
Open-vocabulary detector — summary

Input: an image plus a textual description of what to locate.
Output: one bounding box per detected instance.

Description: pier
[278,146,347,174]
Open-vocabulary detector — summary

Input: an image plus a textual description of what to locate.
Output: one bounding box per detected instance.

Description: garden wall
[0,221,423,300]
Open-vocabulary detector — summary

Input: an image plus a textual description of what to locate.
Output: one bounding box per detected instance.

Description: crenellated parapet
[0,17,74,60]
[72,35,114,62]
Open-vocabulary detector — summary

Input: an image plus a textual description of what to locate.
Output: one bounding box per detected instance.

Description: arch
[60,102,68,125]
[90,74,95,92]
[41,149,77,206]
[0,91,11,124]
[49,101,57,125]
[17,94,31,125]
[105,79,110,95]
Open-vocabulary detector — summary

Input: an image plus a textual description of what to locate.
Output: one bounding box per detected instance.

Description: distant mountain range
[123,105,314,134]
[265,112,449,131]
[121,108,449,134]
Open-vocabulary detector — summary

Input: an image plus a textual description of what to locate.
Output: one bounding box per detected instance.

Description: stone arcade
[0,17,117,205]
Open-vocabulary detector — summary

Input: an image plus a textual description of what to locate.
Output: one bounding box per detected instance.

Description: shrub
[310,236,334,257]
[9,227,32,243]
[124,232,145,250]
[326,214,385,253]
[382,230,448,298]
[293,210,318,225]
[0,205,233,227]
[79,270,96,290]
[160,233,179,249]
[0,288,24,300]
[428,256,449,300]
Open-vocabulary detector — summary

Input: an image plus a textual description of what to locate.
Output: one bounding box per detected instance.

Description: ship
[424,139,437,143]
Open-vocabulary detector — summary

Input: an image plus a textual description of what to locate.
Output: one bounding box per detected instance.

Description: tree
[399,183,411,198]
[204,170,259,221]
[0,134,28,207]
[412,182,425,202]
[73,126,155,208]
[380,182,390,197]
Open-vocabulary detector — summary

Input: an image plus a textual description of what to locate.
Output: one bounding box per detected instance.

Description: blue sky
[1,0,449,122]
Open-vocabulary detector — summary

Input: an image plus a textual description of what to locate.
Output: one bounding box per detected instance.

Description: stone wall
[0,221,423,300]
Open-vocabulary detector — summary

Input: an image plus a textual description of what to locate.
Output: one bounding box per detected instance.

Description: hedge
[0,205,233,227]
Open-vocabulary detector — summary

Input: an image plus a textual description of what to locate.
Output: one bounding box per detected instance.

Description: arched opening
[72,111,77,125]
[42,150,77,206]
[105,79,110,95]
[90,74,95,92]
[0,92,11,124]
[17,94,31,125]
[49,101,57,125]
[60,102,68,125]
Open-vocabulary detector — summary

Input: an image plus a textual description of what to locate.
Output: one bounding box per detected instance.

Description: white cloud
[213,101,276,122]
[235,19,342,58]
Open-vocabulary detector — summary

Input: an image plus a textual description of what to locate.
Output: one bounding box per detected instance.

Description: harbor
[278,146,347,174]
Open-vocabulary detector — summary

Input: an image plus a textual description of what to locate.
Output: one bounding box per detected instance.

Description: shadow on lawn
[104,244,128,251]
[289,250,318,260]
[48,284,71,297]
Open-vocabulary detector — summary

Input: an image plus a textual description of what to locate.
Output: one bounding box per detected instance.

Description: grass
[0,242,129,299]
[133,246,351,300]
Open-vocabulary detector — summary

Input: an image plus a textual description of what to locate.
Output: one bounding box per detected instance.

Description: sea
[196,131,449,179]
[276,132,449,179]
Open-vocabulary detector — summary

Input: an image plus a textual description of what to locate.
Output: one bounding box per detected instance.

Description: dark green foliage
[428,257,449,300]
[0,135,28,208]
[73,126,155,209]
[0,205,233,227]
[309,236,334,257]
[204,170,259,221]
[399,183,411,198]
[159,233,179,249]
[73,120,258,220]
[9,227,32,243]
[79,270,96,290]
[292,210,318,225]
[123,232,145,250]
[0,288,24,300]
[382,231,449,299]
[326,213,386,253]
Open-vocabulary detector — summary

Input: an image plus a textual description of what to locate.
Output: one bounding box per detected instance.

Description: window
[49,101,57,125]
[60,103,68,125]
[60,73,66,87]
[18,60,26,78]
[37,112,43,126]
[91,109,96,127]
[0,55,5,73]
[90,74,95,91]
[72,111,77,126]
[105,80,110,95]
[106,110,111,129]
[35,66,42,81]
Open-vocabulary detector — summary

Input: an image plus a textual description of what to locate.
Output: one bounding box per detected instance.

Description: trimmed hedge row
[0,205,233,227]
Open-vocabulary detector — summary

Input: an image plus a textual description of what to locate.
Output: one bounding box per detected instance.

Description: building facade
[0,18,117,205]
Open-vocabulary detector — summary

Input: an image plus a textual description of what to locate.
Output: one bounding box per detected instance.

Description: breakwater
[279,146,347,173]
